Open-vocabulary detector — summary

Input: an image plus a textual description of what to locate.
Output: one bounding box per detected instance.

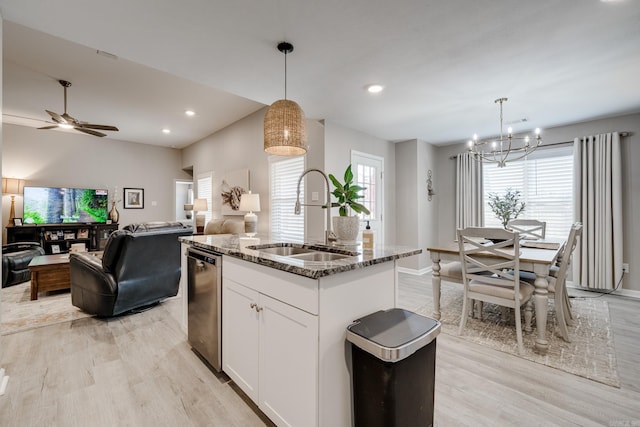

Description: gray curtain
[573,132,623,289]
[456,152,484,231]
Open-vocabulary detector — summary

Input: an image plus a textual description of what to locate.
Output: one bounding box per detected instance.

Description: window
[351,151,384,244]
[197,172,213,225]
[483,145,574,239]
[270,156,305,242]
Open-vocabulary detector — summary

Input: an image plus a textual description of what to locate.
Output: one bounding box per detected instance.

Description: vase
[332,216,360,243]
[109,204,119,223]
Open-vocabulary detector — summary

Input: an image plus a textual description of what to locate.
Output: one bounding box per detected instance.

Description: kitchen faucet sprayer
[294,168,337,245]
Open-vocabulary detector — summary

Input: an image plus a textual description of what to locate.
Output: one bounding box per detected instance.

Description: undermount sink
[257,246,316,256]
[288,252,350,262]
[249,243,358,262]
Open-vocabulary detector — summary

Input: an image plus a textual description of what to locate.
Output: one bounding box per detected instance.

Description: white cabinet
[222,255,396,427]
[222,279,260,401]
[223,277,318,427]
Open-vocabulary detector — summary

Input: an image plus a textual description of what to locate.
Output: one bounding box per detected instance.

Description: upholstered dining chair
[457,227,535,354]
[520,222,583,341]
[508,219,546,239]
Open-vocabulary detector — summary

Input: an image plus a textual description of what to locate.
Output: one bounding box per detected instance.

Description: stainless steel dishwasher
[187,247,222,371]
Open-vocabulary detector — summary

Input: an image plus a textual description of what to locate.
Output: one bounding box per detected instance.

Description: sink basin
[288,252,350,262]
[257,246,316,256]
[248,243,359,262]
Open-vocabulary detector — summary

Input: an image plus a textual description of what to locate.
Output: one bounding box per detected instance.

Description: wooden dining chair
[520,222,583,341]
[508,219,546,239]
[457,227,535,354]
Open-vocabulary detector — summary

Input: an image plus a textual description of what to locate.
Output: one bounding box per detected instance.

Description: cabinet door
[259,293,319,427]
[222,279,260,402]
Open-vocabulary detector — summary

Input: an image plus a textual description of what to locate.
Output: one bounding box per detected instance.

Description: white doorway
[351,151,384,245]
[175,179,194,225]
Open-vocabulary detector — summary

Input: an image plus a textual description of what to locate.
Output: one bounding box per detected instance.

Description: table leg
[532,266,549,354]
[30,271,38,300]
[430,253,442,320]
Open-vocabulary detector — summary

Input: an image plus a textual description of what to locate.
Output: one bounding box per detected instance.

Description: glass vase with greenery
[487,188,525,228]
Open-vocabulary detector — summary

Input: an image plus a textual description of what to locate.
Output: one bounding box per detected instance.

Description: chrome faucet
[294,168,337,245]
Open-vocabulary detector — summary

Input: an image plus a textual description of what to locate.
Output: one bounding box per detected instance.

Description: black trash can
[346,308,441,427]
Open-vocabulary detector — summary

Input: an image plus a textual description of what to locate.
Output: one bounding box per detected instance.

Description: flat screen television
[23,186,109,224]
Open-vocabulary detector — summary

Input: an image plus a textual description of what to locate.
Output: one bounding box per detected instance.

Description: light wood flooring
[0,274,638,426]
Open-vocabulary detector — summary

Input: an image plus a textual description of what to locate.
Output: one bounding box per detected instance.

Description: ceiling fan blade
[45,109,65,123]
[80,124,119,131]
[75,127,107,137]
[37,125,59,130]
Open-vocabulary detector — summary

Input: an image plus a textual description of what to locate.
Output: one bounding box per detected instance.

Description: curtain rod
[448,132,631,160]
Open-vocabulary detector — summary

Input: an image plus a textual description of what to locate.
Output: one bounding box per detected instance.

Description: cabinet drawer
[223,257,319,315]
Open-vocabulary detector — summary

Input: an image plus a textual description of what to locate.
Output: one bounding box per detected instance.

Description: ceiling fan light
[58,123,73,129]
[264,99,307,156]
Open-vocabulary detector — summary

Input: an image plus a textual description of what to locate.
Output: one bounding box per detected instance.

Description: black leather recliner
[69,221,193,317]
[2,242,45,288]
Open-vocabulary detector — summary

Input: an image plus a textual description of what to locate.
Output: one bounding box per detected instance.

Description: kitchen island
[180,234,421,427]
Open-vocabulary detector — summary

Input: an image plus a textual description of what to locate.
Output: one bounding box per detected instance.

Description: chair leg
[563,291,575,326]
[477,301,484,321]
[459,297,470,335]
[555,289,571,342]
[514,303,525,355]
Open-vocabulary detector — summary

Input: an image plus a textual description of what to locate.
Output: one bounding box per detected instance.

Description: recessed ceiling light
[162,128,171,134]
[185,110,195,116]
[366,84,384,94]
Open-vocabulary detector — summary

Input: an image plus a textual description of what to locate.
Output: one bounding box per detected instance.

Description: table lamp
[2,178,25,226]
[193,198,208,233]
[239,192,261,237]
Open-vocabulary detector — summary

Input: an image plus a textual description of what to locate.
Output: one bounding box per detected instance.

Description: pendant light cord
[284,50,288,100]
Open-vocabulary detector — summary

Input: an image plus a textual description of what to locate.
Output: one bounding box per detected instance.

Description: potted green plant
[328,164,371,242]
[487,188,526,228]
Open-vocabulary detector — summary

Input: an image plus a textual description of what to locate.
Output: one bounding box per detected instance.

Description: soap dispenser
[362,220,374,252]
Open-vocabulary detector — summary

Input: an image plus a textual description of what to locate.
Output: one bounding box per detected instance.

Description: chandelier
[468,97,541,167]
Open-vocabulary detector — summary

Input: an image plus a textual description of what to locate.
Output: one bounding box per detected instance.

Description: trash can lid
[346,308,441,362]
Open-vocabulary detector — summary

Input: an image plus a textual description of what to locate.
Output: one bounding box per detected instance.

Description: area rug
[1,281,92,335]
[413,281,620,388]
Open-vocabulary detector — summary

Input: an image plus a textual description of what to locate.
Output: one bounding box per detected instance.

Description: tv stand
[6,223,119,254]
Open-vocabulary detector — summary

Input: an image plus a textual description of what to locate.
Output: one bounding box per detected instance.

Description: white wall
[433,112,640,292]
[323,120,397,245]
[1,123,190,243]
[394,139,438,271]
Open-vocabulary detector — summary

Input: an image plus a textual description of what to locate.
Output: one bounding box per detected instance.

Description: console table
[6,223,118,254]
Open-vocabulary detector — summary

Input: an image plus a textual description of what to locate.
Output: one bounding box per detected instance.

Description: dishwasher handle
[187,248,221,265]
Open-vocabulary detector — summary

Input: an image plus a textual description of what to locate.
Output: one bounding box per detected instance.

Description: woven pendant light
[264,42,307,156]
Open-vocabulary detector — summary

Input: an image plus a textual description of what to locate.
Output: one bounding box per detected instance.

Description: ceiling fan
[38,79,119,137]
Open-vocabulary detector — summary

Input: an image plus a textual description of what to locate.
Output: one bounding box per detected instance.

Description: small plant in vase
[328,164,370,243]
[487,188,525,229]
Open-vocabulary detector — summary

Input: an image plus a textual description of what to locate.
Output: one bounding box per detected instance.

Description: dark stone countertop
[180,234,422,280]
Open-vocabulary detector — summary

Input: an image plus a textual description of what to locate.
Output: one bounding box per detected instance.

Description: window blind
[197,172,213,225]
[270,156,305,242]
[483,146,574,239]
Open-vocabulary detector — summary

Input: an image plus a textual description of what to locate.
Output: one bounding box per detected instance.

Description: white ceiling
[2,0,640,149]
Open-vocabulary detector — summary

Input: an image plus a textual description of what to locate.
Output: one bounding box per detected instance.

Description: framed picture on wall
[123,188,144,209]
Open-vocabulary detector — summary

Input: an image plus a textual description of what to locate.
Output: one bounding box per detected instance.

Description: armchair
[2,242,45,288]
[69,221,193,317]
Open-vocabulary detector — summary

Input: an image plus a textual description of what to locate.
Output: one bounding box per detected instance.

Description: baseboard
[567,282,640,300]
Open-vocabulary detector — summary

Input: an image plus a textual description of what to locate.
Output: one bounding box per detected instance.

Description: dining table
[427,238,564,355]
